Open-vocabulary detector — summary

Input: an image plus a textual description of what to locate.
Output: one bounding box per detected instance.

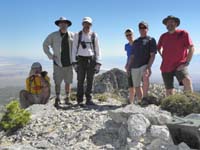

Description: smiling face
[58,21,69,30]
[125,31,134,42]
[166,19,177,32]
[82,22,92,33]
[139,25,148,37]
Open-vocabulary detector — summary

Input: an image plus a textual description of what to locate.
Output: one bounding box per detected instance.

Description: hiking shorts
[162,67,189,89]
[131,65,147,88]
[127,74,133,88]
[53,65,73,85]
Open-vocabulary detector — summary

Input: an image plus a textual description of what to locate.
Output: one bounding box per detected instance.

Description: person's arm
[186,45,195,64]
[43,34,53,60]
[157,35,163,57]
[94,33,102,65]
[72,33,78,63]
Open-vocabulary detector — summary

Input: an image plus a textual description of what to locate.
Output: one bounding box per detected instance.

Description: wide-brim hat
[162,15,180,26]
[55,17,72,26]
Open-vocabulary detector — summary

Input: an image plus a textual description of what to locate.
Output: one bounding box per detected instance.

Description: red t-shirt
[157,29,193,73]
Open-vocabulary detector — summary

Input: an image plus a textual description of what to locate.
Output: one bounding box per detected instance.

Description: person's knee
[182,76,192,85]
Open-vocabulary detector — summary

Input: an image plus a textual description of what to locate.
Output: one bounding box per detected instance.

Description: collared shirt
[43,31,74,67]
[158,29,193,73]
[72,31,101,63]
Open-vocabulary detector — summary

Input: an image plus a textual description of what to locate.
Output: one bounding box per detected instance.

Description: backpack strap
[76,31,96,57]
[76,31,82,56]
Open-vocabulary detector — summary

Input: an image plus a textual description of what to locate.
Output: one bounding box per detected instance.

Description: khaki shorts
[131,65,147,87]
[162,67,189,89]
[53,65,73,85]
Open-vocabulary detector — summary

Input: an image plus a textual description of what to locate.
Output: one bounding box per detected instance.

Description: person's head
[55,17,72,31]
[30,62,42,76]
[125,28,134,42]
[162,15,180,33]
[138,21,148,37]
[82,17,92,33]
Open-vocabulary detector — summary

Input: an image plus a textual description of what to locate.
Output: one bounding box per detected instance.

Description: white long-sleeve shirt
[72,31,101,63]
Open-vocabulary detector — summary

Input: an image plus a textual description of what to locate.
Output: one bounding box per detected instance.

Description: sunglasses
[126,34,132,37]
[139,26,147,29]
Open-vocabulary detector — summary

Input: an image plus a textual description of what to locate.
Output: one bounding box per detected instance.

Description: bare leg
[182,76,193,92]
[129,87,135,104]
[65,83,71,97]
[143,72,150,97]
[166,89,174,96]
[136,87,143,102]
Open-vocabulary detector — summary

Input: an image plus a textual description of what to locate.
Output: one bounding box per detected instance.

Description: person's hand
[125,64,128,71]
[72,62,78,72]
[176,64,187,71]
[95,63,101,74]
[52,55,57,61]
[145,67,151,77]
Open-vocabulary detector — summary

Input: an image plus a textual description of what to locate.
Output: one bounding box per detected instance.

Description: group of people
[125,15,194,104]
[19,15,195,108]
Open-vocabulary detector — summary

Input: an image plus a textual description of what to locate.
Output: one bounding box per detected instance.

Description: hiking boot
[86,100,96,106]
[64,97,72,105]
[54,97,60,108]
[77,102,85,107]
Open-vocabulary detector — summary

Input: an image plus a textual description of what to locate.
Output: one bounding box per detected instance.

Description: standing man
[158,15,194,96]
[124,28,135,104]
[43,17,74,108]
[127,21,157,103]
[72,17,101,106]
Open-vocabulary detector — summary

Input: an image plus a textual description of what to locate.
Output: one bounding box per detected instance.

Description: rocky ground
[0,97,197,150]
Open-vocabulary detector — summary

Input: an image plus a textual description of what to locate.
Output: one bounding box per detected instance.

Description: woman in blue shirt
[124,28,135,104]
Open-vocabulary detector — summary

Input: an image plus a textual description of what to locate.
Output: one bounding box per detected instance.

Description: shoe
[77,102,85,107]
[64,97,72,105]
[86,100,96,106]
[54,97,60,108]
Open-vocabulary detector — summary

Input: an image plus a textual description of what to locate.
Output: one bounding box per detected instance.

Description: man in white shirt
[43,17,74,108]
[72,17,101,106]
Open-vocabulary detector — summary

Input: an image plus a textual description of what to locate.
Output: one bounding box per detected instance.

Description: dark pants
[77,56,96,103]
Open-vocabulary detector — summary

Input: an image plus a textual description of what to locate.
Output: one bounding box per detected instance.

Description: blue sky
[0,0,200,60]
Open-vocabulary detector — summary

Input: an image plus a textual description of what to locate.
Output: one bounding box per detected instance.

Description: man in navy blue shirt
[127,21,157,103]
[124,28,135,104]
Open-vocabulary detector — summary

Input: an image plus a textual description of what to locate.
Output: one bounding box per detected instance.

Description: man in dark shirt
[128,21,157,103]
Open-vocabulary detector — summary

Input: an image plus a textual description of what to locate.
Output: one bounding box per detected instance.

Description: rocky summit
[0,98,197,150]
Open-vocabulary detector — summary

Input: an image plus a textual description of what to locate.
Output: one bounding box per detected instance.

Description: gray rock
[178,142,191,150]
[185,113,200,120]
[150,125,171,141]
[146,139,178,150]
[108,104,172,125]
[127,114,150,139]
[0,144,37,150]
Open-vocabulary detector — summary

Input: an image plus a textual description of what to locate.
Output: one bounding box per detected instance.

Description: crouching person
[19,62,51,108]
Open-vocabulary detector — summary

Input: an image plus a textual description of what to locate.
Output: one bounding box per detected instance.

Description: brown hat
[162,15,180,26]
[55,17,72,26]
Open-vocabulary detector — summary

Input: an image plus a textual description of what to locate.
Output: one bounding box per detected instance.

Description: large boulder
[127,114,150,139]
[108,104,172,125]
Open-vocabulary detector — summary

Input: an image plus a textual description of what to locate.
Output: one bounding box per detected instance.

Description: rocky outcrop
[93,68,166,102]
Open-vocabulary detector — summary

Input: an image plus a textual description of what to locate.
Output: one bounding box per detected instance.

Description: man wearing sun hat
[72,17,101,106]
[43,17,74,108]
[158,15,195,96]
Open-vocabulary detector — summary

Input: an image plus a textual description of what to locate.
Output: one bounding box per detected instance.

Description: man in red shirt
[157,15,195,96]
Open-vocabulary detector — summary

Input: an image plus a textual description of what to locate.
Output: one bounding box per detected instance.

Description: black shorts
[162,67,189,89]
[128,74,133,88]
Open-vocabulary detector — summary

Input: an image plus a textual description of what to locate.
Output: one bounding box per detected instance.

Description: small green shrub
[0,100,31,132]
[94,94,108,102]
[161,92,200,116]
[70,92,77,101]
